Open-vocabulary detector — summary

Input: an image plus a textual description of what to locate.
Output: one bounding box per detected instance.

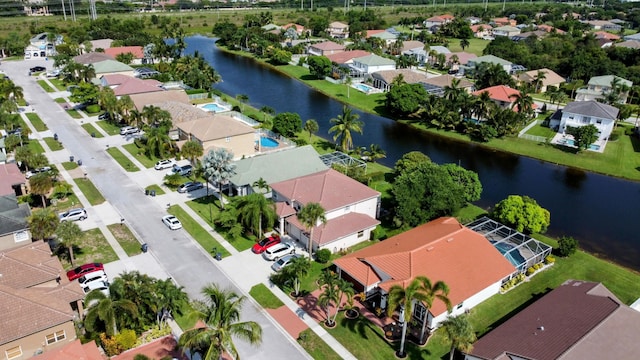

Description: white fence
[518,120,549,143]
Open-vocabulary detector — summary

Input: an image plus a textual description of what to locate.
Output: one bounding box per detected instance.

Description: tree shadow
[300,74,318,81]
[630,134,640,152]
[550,143,579,154]
[316,139,337,152]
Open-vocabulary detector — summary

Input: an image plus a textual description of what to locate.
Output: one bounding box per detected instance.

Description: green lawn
[174,301,197,331]
[54,97,66,103]
[73,178,106,205]
[145,184,166,195]
[106,147,140,172]
[49,78,66,91]
[122,143,159,168]
[81,123,103,137]
[249,283,285,309]
[96,120,122,136]
[167,205,231,258]
[59,228,118,269]
[444,37,490,56]
[186,196,257,252]
[107,224,142,257]
[43,137,63,151]
[51,192,82,213]
[26,139,45,154]
[525,122,556,138]
[37,80,54,92]
[298,329,343,360]
[62,161,78,170]
[25,113,47,131]
[66,109,82,119]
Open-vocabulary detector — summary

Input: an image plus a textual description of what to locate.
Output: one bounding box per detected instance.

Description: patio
[550,132,607,153]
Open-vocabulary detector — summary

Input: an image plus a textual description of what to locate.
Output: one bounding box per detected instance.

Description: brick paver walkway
[267,306,309,339]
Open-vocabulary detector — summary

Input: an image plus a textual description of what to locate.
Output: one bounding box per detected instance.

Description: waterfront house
[465,280,640,360]
[175,114,256,160]
[370,69,431,92]
[575,75,632,103]
[351,54,396,75]
[271,169,380,253]
[100,74,164,97]
[472,85,535,112]
[421,75,474,97]
[550,100,618,143]
[104,46,145,65]
[307,41,345,56]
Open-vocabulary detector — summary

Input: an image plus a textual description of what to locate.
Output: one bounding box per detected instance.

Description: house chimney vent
[427,246,434,251]
[538,326,545,331]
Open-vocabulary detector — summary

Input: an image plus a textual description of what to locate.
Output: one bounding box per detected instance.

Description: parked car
[78,270,108,286]
[46,69,60,77]
[58,208,88,222]
[177,181,204,193]
[271,254,302,271]
[25,166,51,179]
[252,235,281,254]
[263,242,295,261]
[154,159,176,170]
[30,66,46,73]
[120,126,140,135]
[66,263,104,281]
[82,280,110,295]
[167,164,193,177]
[162,215,182,230]
[98,112,111,120]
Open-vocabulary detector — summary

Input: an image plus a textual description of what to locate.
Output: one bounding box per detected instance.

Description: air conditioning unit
[34,349,44,355]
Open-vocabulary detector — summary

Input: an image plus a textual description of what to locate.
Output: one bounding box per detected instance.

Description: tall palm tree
[55,221,82,265]
[29,172,53,208]
[387,278,430,358]
[441,314,476,360]
[181,140,204,165]
[145,127,172,158]
[118,95,134,122]
[362,143,386,163]
[473,91,494,121]
[304,119,319,141]
[235,193,276,238]
[252,177,270,194]
[345,76,353,98]
[460,38,470,51]
[329,105,364,152]
[281,256,311,297]
[201,148,237,209]
[84,289,138,336]
[297,202,326,262]
[179,284,262,360]
[28,208,59,240]
[533,70,547,93]
[510,90,535,119]
[415,276,452,342]
[236,94,249,112]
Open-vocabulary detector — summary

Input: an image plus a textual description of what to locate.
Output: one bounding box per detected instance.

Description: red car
[252,235,281,254]
[66,263,104,281]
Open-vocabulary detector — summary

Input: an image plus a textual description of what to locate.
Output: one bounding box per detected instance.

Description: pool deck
[197,101,231,114]
[551,133,606,153]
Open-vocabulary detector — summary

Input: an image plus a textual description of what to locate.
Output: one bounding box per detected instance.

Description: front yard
[57,228,118,269]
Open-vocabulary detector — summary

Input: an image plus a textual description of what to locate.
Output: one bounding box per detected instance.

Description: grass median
[123,143,160,168]
[249,283,285,309]
[167,205,230,259]
[96,120,122,136]
[107,224,142,257]
[43,137,63,151]
[73,178,105,205]
[37,80,54,92]
[106,147,140,172]
[81,123,103,138]
[25,113,47,131]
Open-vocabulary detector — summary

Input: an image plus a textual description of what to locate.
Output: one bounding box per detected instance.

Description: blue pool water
[563,139,600,151]
[202,103,227,112]
[494,242,526,267]
[356,84,373,93]
[260,137,279,148]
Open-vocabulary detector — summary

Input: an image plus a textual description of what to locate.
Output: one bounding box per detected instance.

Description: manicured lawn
[81,123,103,138]
[445,37,490,56]
[62,161,78,170]
[58,228,118,269]
[37,80,54,92]
[43,137,63,151]
[107,224,142,257]
[49,78,66,91]
[249,283,285,309]
[145,184,166,195]
[297,329,343,360]
[167,205,231,258]
[174,301,197,331]
[106,147,140,172]
[25,113,47,131]
[26,139,45,154]
[54,97,66,103]
[51,193,82,212]
[122,143,159,168]
[186,196,257,252]
[66,109,82,119]
[73,178,106,205]
[96,120,121,136]
[525,122,556,138]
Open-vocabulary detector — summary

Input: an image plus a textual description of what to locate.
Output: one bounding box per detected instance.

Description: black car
[30,66,46,73]
[98,112,111,120]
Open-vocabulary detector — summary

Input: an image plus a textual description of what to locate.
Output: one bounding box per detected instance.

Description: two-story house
[271,169,381,253]
[0,194,31,251]
[575,75,633,103]
[326,21,349,39]
[24,33,63,59]
[307,41,345,57]
[472,85,536,112]
[550,100,619,144]
[350,54,396,75]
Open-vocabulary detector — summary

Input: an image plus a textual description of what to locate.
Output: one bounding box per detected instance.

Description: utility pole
[61,0,66,21]
[89,0,97,20]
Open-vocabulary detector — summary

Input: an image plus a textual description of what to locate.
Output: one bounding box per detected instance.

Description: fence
[227,111,260,127]
[518,120,549,143]
[187,92,209,100]
[259,128,295,148]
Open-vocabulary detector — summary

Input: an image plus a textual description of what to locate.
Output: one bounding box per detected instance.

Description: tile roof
[615,40,640,49]
[176,115,255,142]
[369,31,397,40]
[92,60,134,74]
[563,101,619,119]
[329,21,348,29]
[101,74,133,86]
[333,217,516,317]
[365,30,386,38]
[471,24,493,32]
[593,31,620,40]
[371,69,430,85]
[104,46,144,59]
[444,51,477,65]
[0,163,25,196]
[288,212,380,246]
[473,85,521,102]
[353,54,396,66]
[112,77,164,96]
[468,280,640,360]
[325,50,371,64]
[229,146,328,188]
[0,195,30,237]
[129,91,190,111]
[400,40,425,52]
[514,68,566,86]
[270,169,380,213]
[470,55,512,66]
[588,74,632,87]
[73,52,114,65]
[153,101,209,126]
[311,41,345,51]
[421,74,474,89]
[32,339,105,360]
[0,241,62,288]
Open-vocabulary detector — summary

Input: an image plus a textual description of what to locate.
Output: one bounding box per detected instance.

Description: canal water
[185,35,640,271]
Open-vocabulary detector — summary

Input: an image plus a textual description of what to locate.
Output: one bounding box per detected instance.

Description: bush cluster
[315,248,331,263]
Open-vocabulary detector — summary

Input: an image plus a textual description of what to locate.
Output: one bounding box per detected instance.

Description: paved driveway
[5,59,309,360]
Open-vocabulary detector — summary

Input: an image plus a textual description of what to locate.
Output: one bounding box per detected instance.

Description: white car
[59,208,88,222]
[154,159,176,170]
[25,166,52,179]
[162,215,182,230]
[78,270,108,286]
[271,254,302,271]
[263,242,295,261]
[120,126,140,135]
[82,279,110,295]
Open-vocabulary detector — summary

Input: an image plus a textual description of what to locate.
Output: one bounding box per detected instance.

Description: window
[345,205,350,212]
[596,119,602,124]
[225,137,230,142]
[6,346,22,360]
[414,303,427,321]
[581,116,591,124]
[457,302,464,310]
[14,231,28,243]
[46,330,66,345]
[357,230,364,238]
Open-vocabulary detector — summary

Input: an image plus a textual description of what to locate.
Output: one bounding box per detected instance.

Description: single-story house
[492,17,516,26]
[351,54,396,75]
[91,60,135,78]
[492,25,520,37]
[466,55,513,74]
[511,30,548,41]
[281,23,307,37]
[228,145,328,196]
[513,68,565,92]
[424,14,455,28]
[73,52,115,65]
[326,21,349,39]
[271,169,381,253]
[471,24,493,38]
[593,31,620,41]
[104,46,145,65]
[176,114,256,160]
[623,32,640,41]
[100,74,164,97]
[326,50,372,66]
[575,75,633,103]
[308,41,345,56]
[0,163,26,196]
[550,100,619,143]
[333,217,516,337]
[0,194,31,251]
[89,38,113,52]
[615,40,640,49]
[0,242,84,359]
[537,24,565,34]
[467,16,482,25]
[421,75,474,96]
[368,31,398,46]
[465,280,640,360]
[444,52,477,68]
[400,40,425,54]
[583,20,622,31]
[370,69,431,92]
[472,85,536,112]
[129,92,190,112]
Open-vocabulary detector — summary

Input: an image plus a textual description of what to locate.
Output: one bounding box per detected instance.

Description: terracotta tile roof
[311,41,345,51]
[514,68,565,86]
[422,74,474,89]
[73,52,114,65]
[594,31,620,40]
[365,30,386,38]
[104,46,144,59]
[101,74,133,86]
[112,335,186,360]
[0,163,25,196]
[333,217,516,317]
[473,85,521,102]
[471,24,493,32]
[288,212,380,246]
[275,202,296,218]
[0,241,63,288]
[325,50,371,64]
[444,51,477,65]
[468,280,640,360]
[129,91,190,111]
[112,77,164,96]
[270,169,380,212]
[32,339,105,360]
[177,115,254,142]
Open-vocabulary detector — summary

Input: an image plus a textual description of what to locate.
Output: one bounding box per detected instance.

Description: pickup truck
[167,164,193,176]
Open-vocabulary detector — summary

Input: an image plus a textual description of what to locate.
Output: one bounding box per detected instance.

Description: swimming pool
[259,137,279,148]
[202,103,228,113]
[494,242,526,267]
[562,138,600,151]
[355,83,375,93]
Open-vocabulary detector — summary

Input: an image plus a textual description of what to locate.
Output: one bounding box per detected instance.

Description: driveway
[4,59,310,360]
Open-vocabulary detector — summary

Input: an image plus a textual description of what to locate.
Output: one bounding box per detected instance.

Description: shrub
[371,227,386,240]
[115,329,137,352]
[557,236,578,257]
[86,104,101,114]
[526,267,536,276]
[625,127,635,136]
[545,255,555,264]
[315,248,331,263]
[293,138,308,146]
[134,355,151,360]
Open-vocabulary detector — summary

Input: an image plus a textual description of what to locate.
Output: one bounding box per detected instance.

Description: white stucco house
[550,100,619,143]
[24,33,63,59]
[350,54,396,75]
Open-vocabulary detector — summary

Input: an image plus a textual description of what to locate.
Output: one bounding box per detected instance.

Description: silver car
[271,254,301,272]
[59,208,88,222]
[262,242,295,261]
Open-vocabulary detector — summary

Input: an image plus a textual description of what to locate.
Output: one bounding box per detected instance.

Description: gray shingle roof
[563,101,619,119]
[0,195,30,236]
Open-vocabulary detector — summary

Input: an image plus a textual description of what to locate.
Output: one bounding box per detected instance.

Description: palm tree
[252,177,270,194]
[362,144,386,163]
[236,94,249,112]
[304,119,319,141]
[441,314,476,360]
[345,76,353,98]
[84,289,138,336]
[201,148,237,209]
[259,106,275,122]
[179,284,262,360]
[387,278,429,358]
[145,127,172,158]
[55,221,83,266]
[460,38,470,51]
[28,208,59,240]
[473,91,494,121]
[118,95,134,122]
[297,202,326,262]
[181,140,204,165]
[416,276,452,341]
[98,87,119,121]
[329,105,364,152]
[533,70,547,93]
[510,90,535,118]
[281,256,311,297]
[235,193,277,238]
[29,172,53,208]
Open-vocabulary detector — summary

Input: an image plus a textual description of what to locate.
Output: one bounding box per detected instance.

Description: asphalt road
[5,59,309,360]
